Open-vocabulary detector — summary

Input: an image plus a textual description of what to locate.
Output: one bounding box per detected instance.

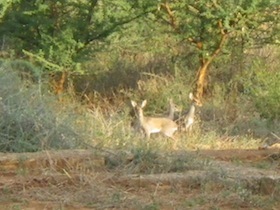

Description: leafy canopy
[0,0,155,73]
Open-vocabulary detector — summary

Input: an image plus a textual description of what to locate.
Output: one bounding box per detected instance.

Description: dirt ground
[0,148,279,210]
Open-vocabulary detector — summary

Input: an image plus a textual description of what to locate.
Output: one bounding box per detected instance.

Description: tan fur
[131,100,178,147]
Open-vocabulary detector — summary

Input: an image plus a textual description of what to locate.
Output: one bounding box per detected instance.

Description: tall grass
[0,51,278,154]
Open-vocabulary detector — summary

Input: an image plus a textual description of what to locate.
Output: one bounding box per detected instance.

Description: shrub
[0,60,85,152]
[243,59,280,121]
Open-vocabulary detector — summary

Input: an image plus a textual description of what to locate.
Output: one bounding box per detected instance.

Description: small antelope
[131,98,180,133]
[131,100,178,143]
[182,93,201,132]
[167,98,181,120]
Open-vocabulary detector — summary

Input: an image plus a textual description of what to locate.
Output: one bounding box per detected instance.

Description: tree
[0,0,154,94]
[155,0,279,103]
[1,0,279,99]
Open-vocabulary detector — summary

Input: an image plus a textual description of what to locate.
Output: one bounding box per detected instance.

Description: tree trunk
[51,71,68,98]
[194,25,228,104]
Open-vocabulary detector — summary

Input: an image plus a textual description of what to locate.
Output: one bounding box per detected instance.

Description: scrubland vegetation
[0,1,280,209]
[0,47,279,153]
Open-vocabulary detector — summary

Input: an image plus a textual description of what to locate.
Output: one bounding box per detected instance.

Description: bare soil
[0,148,279,210]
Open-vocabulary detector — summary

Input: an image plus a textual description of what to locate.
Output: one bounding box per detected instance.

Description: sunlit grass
[0,59,275,153]
[82,111,264,153]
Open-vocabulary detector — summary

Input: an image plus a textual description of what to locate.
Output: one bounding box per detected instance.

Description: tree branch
[77,9,156,53]
[194,20,228,103]
[22,50,63,72]
[159,2,177,29]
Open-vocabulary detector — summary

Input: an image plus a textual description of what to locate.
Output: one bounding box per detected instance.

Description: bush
[0,60,85,152]
[243,59,280,121]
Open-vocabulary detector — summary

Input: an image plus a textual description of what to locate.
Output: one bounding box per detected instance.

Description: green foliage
[1,0,278,95]
[244,59,280,120]
[155,0,277,57]
[0,0,154,74]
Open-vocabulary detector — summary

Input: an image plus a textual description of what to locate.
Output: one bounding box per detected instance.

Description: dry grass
[0,149,279,210]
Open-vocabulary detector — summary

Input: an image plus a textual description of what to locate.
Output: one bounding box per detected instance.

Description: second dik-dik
[167,98,181,120]
[131,100,178,141]
[182,93,201,132]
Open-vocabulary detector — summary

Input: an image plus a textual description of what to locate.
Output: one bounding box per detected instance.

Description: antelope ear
[189,92,194,100]
[131,100,137,107]
[141,100,147,108]
[189,93,203,106]
[168,98,173,103]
